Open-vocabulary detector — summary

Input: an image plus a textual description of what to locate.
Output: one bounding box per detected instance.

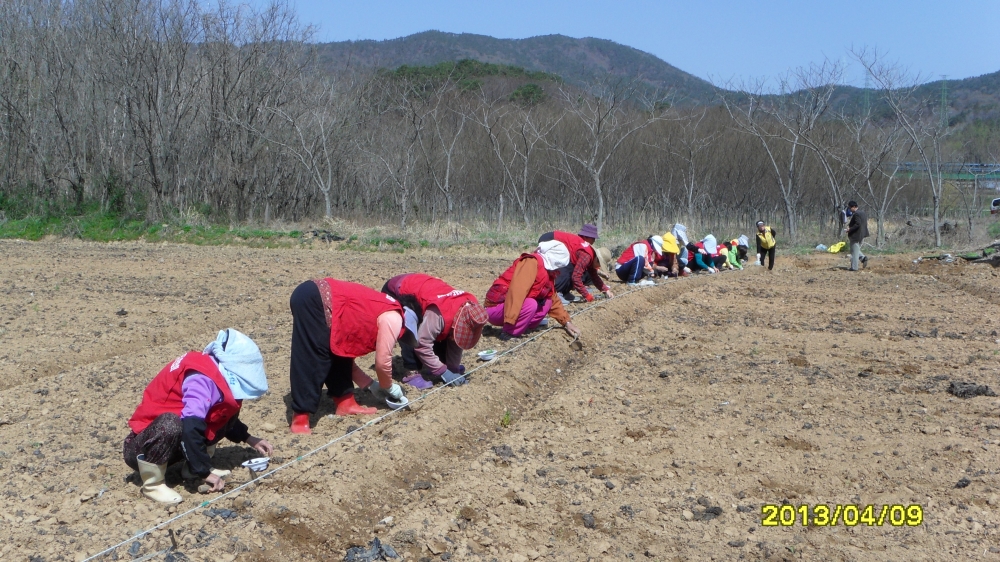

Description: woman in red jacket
[288,278,416,434]
[484,241,581,338]
[123,328,273,503]
[536,224,614,303]
[615,236,664,284]
[382,273,488,389]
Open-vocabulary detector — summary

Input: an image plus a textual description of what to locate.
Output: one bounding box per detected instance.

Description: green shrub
[509,83,546,106]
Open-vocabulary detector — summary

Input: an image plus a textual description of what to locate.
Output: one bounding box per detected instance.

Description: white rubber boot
[180,445,231,479]
[136,455,182,504]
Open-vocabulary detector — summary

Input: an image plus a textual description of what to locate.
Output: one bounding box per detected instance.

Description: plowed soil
[2,239,1000,562]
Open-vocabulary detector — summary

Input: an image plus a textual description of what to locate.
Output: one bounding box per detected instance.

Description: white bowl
[242,457,270,472]
[478,349,497,361]
[386,395,409,410]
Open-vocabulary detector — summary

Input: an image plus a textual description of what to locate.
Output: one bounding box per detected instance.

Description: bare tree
[854,47,951,247]
[415,81,466,218]
[357,79,422,229]
[835,109,909,247]
[0,6,975,244]
[548,78,666,229]
[953,163,999,243]
[249,75,358,218]
[720,61,843,242]
[645,108,717,220]
[470,89,561,226]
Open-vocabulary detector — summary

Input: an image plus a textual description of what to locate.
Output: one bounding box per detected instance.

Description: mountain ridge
[314,30,718,103]
[314,30,1000,120]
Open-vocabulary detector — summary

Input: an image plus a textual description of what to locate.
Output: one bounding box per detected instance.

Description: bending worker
[382,273,489,389]
[288,278,415,434]
[484,241,581,339]
[616,235,664,284]
[654,232,681,277]
[123,328,274,504]
[537,224,614,304]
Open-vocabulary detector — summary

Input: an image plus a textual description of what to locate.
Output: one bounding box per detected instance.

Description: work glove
[441,369,467,386]
[584,292,595,303]
[384,382,405,401]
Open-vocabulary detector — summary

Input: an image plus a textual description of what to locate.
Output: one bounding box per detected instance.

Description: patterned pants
[122,413,183,470]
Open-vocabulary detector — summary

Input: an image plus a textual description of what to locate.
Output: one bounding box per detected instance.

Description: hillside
[315,31,1000,120]
[314,30,718,104]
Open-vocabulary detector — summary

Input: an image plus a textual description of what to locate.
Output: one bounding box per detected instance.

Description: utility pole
[939,75,948,129]
[863,70,871,116]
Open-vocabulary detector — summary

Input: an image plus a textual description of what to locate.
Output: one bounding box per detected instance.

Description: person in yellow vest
[755,221,777,271]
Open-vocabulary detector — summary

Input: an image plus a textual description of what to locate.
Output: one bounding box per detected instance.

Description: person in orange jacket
[484,241,581,338]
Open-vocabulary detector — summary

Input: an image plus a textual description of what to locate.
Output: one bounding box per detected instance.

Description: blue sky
[286,0,999,85]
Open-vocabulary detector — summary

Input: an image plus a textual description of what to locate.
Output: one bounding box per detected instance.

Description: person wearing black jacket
[845,201,869,271]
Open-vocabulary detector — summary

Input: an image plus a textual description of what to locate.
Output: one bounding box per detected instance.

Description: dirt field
[2,239,1000,562]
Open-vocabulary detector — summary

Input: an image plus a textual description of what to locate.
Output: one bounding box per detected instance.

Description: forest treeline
[2,0,999,247]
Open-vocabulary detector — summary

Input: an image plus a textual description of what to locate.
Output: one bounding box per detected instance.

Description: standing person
[537,224,615,304]
[755,221,777,271]
[484,241,581,339]
[615,236,664,284]
[123,329,274,504]
[288,278,415,434]
[845,201,870,271]
[382,273,488,389]
[841,203,868,265]
[839,204,851,236]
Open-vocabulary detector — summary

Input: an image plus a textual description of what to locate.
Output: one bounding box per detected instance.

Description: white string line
[85,282,655,561]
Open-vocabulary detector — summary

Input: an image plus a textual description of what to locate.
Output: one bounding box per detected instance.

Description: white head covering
[402,307,420,335]
[203,328,267,401]
[702,234,718,255]
[649,235,664,255]
[737,234,749,247]
[672,224,689,246]
[536,240,571,271]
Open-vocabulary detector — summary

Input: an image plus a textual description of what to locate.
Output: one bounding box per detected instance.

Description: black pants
[712,255,726,269]
[123,413,184,470]
[552,263,592,297]
[401,340,448,372]
[737,245,749,262]
[757,243,775,270]
[289,281,354,414]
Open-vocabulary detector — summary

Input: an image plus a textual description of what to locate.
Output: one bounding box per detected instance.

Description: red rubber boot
[290,412,312,434]
[333,393,377,416]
